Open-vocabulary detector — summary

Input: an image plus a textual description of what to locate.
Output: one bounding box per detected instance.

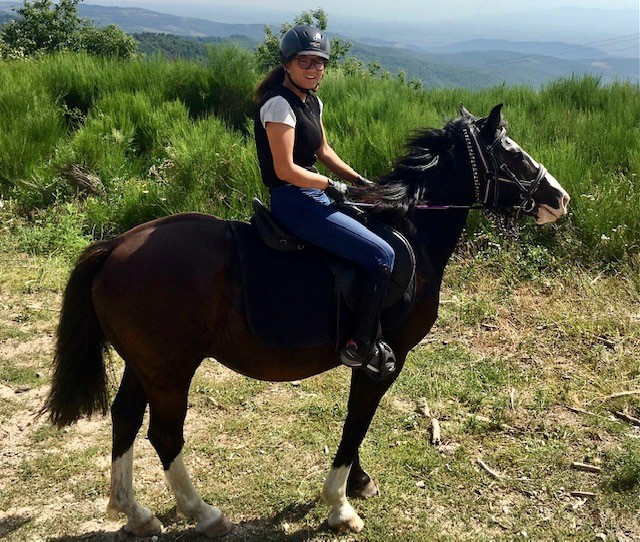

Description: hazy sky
[85,0,639,25]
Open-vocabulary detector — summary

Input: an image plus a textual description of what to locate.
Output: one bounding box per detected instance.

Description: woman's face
[286,55,327,91]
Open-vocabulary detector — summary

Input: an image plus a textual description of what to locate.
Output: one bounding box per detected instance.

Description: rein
[349,121,547,216]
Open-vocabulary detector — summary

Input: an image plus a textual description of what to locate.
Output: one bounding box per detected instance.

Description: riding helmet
[280,25,331,61]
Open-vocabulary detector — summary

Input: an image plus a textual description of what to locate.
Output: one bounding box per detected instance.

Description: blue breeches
[269,185,395,271]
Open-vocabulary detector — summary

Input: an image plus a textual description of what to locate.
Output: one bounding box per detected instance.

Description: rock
[416,397,430,417]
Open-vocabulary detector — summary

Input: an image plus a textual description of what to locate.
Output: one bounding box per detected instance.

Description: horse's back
[91,213,239,367]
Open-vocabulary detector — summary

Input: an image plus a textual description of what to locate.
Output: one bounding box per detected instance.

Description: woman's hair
[254,64,286,102]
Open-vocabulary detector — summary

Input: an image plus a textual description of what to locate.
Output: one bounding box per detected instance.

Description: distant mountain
[1,2,637,87]
[0,1,270,39]
[433,40,613,60]
[429,50,639,87]
[336,8,639,52]
[77,4,269,39]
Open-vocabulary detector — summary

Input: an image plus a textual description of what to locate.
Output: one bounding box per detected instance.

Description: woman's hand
[354,175,373,187]
[325,179,349,202]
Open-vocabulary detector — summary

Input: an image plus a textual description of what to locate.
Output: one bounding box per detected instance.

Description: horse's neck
[411,208,468,280]
[391,208,468,352]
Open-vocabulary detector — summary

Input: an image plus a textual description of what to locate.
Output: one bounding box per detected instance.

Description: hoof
[126,513,163,538]
[106,501,120,521]
[328,508,364,533]
[197,513,234,538]
[348,478,379,499]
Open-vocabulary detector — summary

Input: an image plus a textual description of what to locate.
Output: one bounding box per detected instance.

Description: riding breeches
[269,185,395,272]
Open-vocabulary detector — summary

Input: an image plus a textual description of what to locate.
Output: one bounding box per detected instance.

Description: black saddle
[228,198,416,349]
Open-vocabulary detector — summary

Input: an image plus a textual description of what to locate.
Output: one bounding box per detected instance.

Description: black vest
[254,85,323,189]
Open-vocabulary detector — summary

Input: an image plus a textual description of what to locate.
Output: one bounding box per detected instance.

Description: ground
[1,248,639,541]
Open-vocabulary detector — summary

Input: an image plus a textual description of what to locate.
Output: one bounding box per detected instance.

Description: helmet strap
[285,70,317,95]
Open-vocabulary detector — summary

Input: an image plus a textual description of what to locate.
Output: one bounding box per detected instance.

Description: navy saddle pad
[228,207,415,350]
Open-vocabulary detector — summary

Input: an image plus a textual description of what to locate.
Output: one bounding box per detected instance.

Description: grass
[0,49,638,265]
[0,243,639,541]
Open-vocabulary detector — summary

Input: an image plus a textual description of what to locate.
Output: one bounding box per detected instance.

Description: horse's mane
[350,114,504,224]
[350,116,470,222]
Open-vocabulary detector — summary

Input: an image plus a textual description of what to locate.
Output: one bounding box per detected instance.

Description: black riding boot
[339,265,396,380]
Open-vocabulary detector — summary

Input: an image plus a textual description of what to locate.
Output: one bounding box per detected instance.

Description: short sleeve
[260,96,296,129]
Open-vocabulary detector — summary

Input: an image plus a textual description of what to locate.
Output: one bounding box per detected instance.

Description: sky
[84,0,640,25]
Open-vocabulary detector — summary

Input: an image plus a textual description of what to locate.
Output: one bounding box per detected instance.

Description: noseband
[460,123,547,213]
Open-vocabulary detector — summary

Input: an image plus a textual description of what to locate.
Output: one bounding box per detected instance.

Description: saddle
[228,198,416,350]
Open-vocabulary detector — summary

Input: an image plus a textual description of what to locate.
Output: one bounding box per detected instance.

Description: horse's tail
[43,239,116,428]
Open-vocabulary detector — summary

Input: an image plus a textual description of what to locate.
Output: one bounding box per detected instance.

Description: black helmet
[280,25,330,62]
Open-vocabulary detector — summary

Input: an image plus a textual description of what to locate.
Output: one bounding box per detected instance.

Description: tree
[77,24,137,59]
[254,8,351,72]
[0,0,81,56]
[0,0,136,59]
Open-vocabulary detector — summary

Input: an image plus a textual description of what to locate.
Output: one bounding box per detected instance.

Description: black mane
[350,115,484,223]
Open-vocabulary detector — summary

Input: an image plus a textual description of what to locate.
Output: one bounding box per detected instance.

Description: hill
[134,32,257,59]
[1,2,637,87]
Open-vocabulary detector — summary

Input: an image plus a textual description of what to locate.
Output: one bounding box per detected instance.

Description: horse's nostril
[562,194,570,209]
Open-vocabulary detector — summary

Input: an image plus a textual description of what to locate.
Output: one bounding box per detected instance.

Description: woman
[253,24,396,380]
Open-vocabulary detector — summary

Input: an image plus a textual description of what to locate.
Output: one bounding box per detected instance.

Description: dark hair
[254,65,286,102]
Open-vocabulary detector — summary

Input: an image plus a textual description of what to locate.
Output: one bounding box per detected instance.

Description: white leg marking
[322,465,364,532]
[107,447,163,536]
[166,452,231,535]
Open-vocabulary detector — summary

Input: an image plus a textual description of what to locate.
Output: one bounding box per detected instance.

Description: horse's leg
[146,381,233,538]
[106,368,163,537]
[347,451,379,499]
[323,367,398,532]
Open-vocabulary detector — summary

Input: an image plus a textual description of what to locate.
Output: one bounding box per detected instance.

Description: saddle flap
[252,198,306,252]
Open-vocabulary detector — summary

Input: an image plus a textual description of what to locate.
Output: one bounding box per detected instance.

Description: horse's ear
[459,103,472,118]
[486,103,504,131]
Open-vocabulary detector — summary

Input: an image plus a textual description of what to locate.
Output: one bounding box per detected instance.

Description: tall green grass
[0,48,637,266]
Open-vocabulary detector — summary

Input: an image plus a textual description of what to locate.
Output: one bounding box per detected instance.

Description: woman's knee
[364,239,394,271]
[376,242,395,271]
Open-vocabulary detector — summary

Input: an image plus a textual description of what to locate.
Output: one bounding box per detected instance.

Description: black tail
[43,239,116,427]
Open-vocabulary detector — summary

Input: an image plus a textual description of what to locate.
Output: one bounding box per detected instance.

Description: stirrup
[339,339,397,381]
[362,339,396,381]
[339,339,371,368]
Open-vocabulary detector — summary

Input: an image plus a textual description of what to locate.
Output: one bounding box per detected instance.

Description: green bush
[76,24,137,59]
[607,439,640,492]
[0,0,136,59]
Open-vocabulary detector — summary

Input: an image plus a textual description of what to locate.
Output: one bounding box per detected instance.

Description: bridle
[348,120,548,217]
[414,122,547,213]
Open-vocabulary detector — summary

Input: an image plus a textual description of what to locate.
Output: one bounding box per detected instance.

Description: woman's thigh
[271,190,394,270]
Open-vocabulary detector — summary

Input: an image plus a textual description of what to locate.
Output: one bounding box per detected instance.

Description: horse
[43,103,570,537]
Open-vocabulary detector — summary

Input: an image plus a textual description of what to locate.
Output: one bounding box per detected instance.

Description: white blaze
[504,137,569,223]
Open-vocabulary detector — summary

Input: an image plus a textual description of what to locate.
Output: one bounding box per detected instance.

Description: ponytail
[254,65,286,102]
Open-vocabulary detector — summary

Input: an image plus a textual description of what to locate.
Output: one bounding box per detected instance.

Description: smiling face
[285,54,327,92]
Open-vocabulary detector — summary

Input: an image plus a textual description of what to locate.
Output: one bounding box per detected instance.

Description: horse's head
[460,103,570,224]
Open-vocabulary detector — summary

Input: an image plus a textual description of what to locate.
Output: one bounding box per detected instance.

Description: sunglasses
[297,57,328,70]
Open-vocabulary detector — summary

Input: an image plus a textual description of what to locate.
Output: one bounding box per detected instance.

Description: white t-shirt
[259,95,324,129]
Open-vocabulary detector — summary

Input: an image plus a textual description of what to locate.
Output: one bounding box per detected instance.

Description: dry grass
[1,247,639,541]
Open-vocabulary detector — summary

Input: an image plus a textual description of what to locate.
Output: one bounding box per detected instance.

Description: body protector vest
[254,85,323,189]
